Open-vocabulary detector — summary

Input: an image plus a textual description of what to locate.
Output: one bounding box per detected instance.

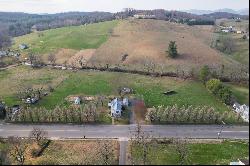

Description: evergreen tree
[167,41,178,58]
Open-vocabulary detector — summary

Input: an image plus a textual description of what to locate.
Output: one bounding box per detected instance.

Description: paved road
[0,124,249,139]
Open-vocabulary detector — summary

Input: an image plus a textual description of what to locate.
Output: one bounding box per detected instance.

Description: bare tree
[29,128,48,147]
[97,140,115,165]
[130,122,152,165]
[216,36,236,54]
[0,143,10,165]
[28,54,43,67]
[173,138,189,165]
[48,54,56,65]
[0,25,11,49]
[8,136,28,165]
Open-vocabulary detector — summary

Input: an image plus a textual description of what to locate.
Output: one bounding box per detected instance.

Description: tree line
[145,105,243,124]
[6,104,101,124]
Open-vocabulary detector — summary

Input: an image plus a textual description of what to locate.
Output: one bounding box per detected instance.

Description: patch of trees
[1,127,50,165]
[28,54,44,67]
[211,35,236,54]
[0,12,115,37]
[202,12,249,20]
[6,103,101,124]
[145,105,241,124]
[187,19,215,26]
[0,25,12,49]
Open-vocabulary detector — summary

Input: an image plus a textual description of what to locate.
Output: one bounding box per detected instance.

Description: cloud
[0,0,248,14]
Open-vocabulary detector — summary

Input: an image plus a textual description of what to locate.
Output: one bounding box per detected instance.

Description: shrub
[206,79,233,105]
[243,35,247,40]
[31,148,40,158]
[217,86,232,105]
[199,65,211,83]
[206,79,222,95]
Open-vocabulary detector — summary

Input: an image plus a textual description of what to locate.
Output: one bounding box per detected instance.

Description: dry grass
[67,49,96,67]
[6,140,119,165]
[90,19,233,71]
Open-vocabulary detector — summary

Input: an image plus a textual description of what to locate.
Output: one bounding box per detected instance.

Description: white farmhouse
[108,98,129,117]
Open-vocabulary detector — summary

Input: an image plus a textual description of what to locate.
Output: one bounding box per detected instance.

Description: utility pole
[217,121,226,139]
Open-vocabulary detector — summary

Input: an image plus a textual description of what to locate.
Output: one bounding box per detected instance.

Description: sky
[0,0,249,14]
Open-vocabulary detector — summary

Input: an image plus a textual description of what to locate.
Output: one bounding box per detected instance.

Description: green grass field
[130,140,249,165]
[225,83,249,105]
[1,66,231,113]
[35,70,230,114]
[13,20,118,54]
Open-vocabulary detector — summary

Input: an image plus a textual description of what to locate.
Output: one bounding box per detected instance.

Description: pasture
[12,20,119,62]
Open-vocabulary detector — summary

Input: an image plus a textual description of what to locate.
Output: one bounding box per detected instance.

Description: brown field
[5,140,119,165]
[67,49,96,67]
[89,19,235,71]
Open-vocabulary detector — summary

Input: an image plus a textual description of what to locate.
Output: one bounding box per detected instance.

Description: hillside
[13,20,118,55]
[90,19,241,74]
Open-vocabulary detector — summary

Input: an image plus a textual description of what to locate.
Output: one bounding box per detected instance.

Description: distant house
[31,25,38,32]
[134,14,156,19]
[19,44,28,50]
[233,103,249,122]
[108,98,128,117]
[220,25,234,33]
[236,30,243,34]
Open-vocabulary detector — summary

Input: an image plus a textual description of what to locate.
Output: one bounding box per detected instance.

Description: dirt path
[130,99,147,124]
[129,110,135,124]
[119,138,128,165]
[0,64,20,70]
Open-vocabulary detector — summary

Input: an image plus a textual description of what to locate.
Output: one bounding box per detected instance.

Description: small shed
[119,87,133,95]
[222,29,230,33]
[74,97,81,105]
[19,44,28,50]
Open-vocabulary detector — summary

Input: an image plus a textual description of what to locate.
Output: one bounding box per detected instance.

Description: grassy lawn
[225,83,249,105]
[1,67,231,113]
[129,140,249,165]
[36,70,230,114]
[0,66,70,106]
[13,20,119,54]
[0,140,119,165]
